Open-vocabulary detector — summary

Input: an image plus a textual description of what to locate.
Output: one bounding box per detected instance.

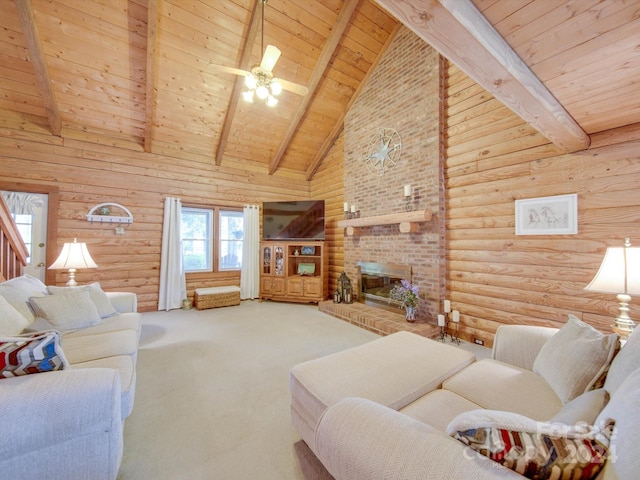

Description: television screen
[262,200,325,240]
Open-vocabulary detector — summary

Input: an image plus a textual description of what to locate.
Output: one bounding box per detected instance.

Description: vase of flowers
[389,279,419,322]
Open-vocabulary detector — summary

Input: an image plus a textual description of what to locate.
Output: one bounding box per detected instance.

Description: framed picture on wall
[515,193,578,235]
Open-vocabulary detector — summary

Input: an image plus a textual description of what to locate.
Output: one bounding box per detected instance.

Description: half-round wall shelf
[87,202,133,225]
[337,209,432,236]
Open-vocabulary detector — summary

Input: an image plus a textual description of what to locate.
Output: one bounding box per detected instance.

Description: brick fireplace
[339,26,445,324]
[320,259,439,339]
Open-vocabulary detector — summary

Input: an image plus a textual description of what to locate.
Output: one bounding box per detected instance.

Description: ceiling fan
[209,0,308,107]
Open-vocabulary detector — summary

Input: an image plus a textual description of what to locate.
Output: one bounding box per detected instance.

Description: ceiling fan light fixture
[208,0,308,108]
[245,74,257,89]
[270,80,282,96]
[256,85,269,99]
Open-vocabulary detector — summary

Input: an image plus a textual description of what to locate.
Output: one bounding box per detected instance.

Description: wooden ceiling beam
[144,0,158,153]
[305,22,402,180]
[374,0,591,153]
[14,0,61,137]
[268,0,360,175]
[214,1,262,166]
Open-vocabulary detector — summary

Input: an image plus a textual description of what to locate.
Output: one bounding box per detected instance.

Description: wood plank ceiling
[1,0,638,179]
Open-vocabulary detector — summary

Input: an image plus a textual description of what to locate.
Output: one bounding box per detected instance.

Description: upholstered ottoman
[289,331,475,454]
[194,286,241,310]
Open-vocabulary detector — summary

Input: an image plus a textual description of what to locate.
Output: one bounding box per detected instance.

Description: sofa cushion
[61,329,138,364]
[447,409,610,480]
[0,274,48,323]
[442,359,563,420]
[400,388,483,432]
[48,283,118,319]
[0,295,30,336]
[550,388,609,426]
[63,312,142,340]
[72,354,136,419]
[603,325,640,395]
[0,330,69,378]
[29,290,102,332]
[533,315,618,403]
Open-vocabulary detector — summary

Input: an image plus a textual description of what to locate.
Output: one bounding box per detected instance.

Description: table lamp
[49,238,98,286]
[584,237,640,340]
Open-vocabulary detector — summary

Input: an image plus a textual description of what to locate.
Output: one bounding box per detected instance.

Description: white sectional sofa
[0,274,141,480]
[291,316,640,479]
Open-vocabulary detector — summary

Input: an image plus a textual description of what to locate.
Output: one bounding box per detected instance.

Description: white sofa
[0,274,141,480]
[291,317,640,479]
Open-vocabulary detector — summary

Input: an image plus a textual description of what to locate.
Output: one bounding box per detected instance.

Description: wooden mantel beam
[374,0,591,153]
[15,0,61,137]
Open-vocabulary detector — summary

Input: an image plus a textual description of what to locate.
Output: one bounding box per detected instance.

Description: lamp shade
[584,242,640,296]
[49,238,98,270]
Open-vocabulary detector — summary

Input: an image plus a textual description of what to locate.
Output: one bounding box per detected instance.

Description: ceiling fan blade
[260,45,281,73]
[208,63,250,77]
[277,78,309,96]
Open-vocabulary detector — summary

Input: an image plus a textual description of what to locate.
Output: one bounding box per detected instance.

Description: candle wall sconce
[404,184,413,212]
[343,202,360,220]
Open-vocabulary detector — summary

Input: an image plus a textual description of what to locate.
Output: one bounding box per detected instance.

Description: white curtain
[1,191,45,215]
[240,204,260,300]
[158,197,186,311]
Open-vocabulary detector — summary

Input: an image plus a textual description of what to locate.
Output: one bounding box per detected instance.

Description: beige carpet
[117,300,490,480]
[117,300,380,480]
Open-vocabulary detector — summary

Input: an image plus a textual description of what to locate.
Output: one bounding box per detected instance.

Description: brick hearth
[319,300,440,339]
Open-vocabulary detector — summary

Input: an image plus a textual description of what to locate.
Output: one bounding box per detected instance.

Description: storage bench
[194,286,241,310]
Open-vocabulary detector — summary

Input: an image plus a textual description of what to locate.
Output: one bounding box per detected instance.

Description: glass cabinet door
[275,246,284,276]
[263,246,272,274]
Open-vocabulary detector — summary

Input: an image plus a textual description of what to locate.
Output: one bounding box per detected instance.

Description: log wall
[310,131,345,294]
[444,63,640,346]
[0,128,311,312]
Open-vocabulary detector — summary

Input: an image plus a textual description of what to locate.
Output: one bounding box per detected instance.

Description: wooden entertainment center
[259,241,328,304]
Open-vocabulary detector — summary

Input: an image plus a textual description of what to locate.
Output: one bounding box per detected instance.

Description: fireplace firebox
[356,262,412,311]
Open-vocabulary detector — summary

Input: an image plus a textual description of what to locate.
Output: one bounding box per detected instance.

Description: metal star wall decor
[364,128,402,176]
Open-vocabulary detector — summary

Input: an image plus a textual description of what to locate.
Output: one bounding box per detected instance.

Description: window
[181,207,244,273]
[219,210,243,270]
[181,208,213,272]
[11,213,33,264]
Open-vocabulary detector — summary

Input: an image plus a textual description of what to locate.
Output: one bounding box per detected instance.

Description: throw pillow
[447,409,611,480]
[0,295,30,336]
[551,388,609,426]
[0,274,48,323]
[48,282,118,319]
[0,330,69,378]
[602,325,640,395]
[22,317,56,334]
[533,315,618,403]
[29,290,102,332]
